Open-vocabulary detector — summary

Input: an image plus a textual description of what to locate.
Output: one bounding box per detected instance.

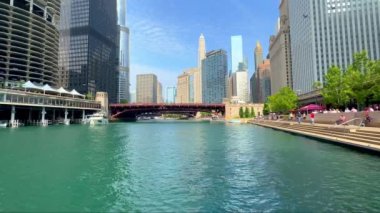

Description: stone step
[288,125,380,142]
[286,126,380,146]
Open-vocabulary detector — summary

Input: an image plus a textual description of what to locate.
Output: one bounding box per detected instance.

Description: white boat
[228,119,241,124]
[0,121,7,128]
[87,112,109,125]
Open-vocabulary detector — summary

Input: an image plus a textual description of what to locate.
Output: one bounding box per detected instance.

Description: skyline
[128,0,279,92]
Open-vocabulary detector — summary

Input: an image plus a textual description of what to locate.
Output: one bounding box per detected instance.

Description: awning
[57,87,71,95]
[300,104,324,111]
[70,89,85,98]
[22,81,43,91]
[42,84,58,94]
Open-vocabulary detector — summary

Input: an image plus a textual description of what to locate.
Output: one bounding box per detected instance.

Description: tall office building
[0,0,61,88]
[196,33,206,103]
[117,0,130,103]
[230,35,243,73]
[166,86,176,103]
[136,74,157,103]
[175,71,190,103]
[202,50,228,104]
[157,81,163,103]
[254,41,263,71]
[59,0,118,102]
[232,62,249,103]
[289,0,380,95]
[269,0,292,95]
[251,60,271,103]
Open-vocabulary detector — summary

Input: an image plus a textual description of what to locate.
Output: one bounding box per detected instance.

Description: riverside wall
[295,112,380,127]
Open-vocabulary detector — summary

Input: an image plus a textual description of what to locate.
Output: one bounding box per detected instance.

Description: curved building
[0,0,61,87]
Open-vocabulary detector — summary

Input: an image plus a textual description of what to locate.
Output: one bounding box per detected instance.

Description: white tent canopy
[57,87,70,95]
[22,81,42,90]
[42,84,57,93]
[70,89,85,98]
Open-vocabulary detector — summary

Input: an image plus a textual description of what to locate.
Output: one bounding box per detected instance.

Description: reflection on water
[0,123,380,212]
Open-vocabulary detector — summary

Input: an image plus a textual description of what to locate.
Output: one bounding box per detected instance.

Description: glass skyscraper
[202,50,228,104]
[166,86,176,103]
[230,35,243,73]
[117,0,130,103]
[289,0,380,94]
[59,0,118,103]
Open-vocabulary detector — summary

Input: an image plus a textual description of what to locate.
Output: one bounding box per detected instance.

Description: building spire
[198,33,206,69]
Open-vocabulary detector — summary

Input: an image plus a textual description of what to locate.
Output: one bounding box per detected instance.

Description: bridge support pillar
[82,110,86,123]
[41,107,47,127]
[52,109,56,122]
[11,106,16,124]
[64,108,70,125]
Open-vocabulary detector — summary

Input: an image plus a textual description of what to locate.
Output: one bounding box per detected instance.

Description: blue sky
[128,0,279,92]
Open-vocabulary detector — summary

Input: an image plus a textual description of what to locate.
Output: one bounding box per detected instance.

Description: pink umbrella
[300,104,324,111]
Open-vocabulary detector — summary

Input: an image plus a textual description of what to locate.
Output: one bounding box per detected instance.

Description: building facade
[59,0,118,103]
[157,81,162,103]
[136,74,157,103]
[254,41,263,71]
[117,0,130,103]
[166,86,176,103]
[202,50,228,104]
[175,72,190,103]
[251,60,271,103]
[230,35,243,73]
[269,0,293,95]
[196,33,206,103]
[232,62,249,103]
[0,0,61,88]
[289,0,380,94]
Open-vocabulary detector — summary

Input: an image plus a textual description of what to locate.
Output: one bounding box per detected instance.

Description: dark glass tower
[58,0,118,103]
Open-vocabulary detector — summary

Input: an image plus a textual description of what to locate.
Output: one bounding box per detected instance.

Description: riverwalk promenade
[251,120,380,153]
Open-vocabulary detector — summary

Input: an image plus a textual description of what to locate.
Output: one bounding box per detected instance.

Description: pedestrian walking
[297,111,302,124]
[310,112,315,125]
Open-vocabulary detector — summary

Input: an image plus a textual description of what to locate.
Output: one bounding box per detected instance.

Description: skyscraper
[269,0,293,95]
[176,71,190,103]
[250,60,271,103]
[289,0,380,94]
[202,50,228,104]
[59,0,118,103]
[157,81,163,103]
[232,62,249,103]
[196,33,206,103]
[117,0,130,103]
[0,0,61,88]
[230,35,243,73]
[254,41,263,71]
[136,74,157,103]
[166,86,176,103]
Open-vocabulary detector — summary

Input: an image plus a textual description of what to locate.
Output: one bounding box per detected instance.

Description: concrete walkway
[250,120,380,153]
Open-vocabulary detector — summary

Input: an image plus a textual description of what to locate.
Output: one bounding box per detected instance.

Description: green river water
[0,122,380,212]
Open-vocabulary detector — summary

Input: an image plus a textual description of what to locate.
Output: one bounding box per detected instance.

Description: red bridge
[110,103,225,120]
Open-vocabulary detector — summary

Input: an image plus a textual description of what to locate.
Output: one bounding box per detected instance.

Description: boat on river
[86,112,109,125]
[0,121,7,128]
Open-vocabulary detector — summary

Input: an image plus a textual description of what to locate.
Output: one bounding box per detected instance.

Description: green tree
[244,107,249,118]
[313,81,323,90]
[251,107,255,118]
[239,107,244,118]
[345,52,377,109]
[267,87,297,114]
[321,66,350,108]
[85,92,94,100]
[120,99,128,104]
[263,102,270,115]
